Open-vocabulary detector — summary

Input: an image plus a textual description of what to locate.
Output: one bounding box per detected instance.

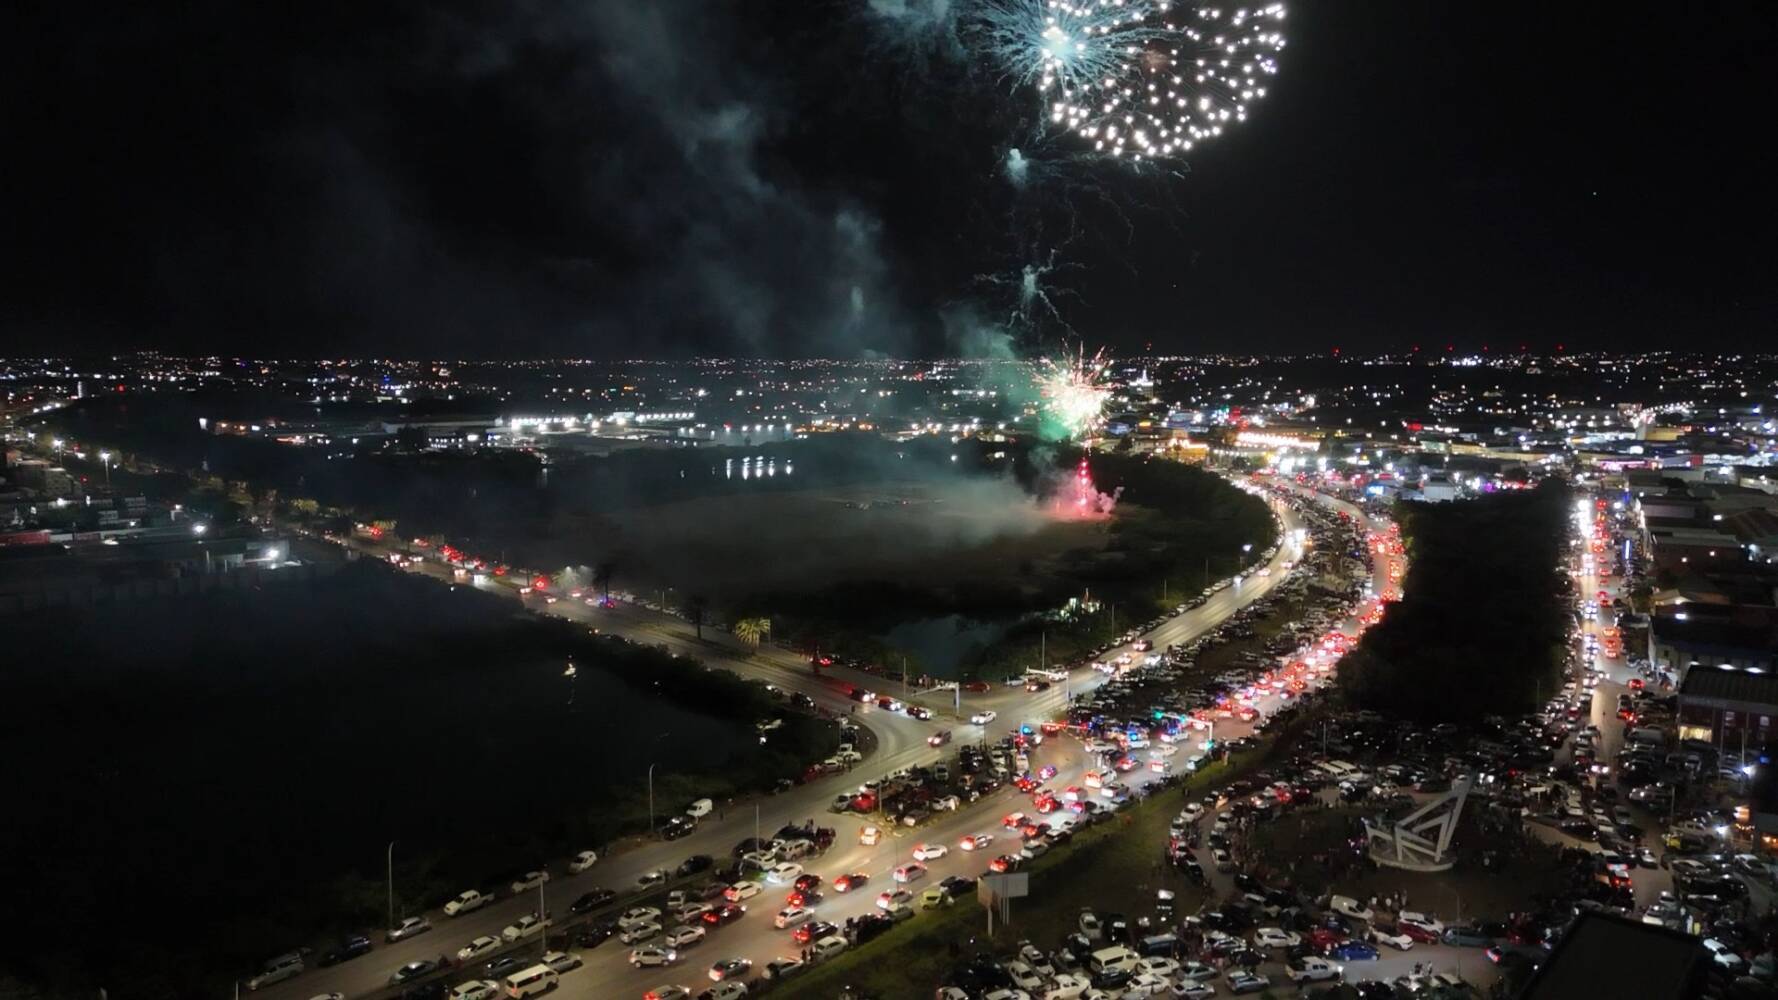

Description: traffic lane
[256,739,945,1000]
[555,738,1103,998]
[274,498,1307,998]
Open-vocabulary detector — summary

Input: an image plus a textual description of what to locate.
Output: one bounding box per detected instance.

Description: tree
[593,562,615,603]
[289,497,320,519]
[684,595,708,641]
[735,617,772,648]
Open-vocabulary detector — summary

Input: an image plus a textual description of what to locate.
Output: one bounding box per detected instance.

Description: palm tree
[593,562,615,603]
[735,617,772,648]
[684,594,708,641]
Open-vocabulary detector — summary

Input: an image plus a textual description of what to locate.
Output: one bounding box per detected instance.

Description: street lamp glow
[192,523,208,535]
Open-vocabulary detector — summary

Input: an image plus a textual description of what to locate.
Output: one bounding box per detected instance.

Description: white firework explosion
[975,0,1286,162]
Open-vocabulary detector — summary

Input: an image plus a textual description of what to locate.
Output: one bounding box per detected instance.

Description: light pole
[647,762,658,836]
[647,731,671,835]
[99,450,112,485]
[386,840,397,931]
[537,879,549,957]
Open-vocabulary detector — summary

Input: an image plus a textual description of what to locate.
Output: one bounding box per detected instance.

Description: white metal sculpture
[1363,776,1472,872]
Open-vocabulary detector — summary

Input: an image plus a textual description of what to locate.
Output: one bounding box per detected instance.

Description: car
[389,960,438,984]
[639,868,672,887]
[960,833,994,851]
[1368,925,1415,950]
[913,843,950,861]
[710,958,753,981]
[1003,811,1028,828]
[696,984,750,1000]
[447,982,500,1000]
[1255,927,1300,949]
[920,886,954,909]
[667,925,708,949]
[894,863,928,882]
[1287,956,1344,983]
[1226,971,1271,994]
[764,957,806,980]
[621,906,665,928]
[643,988,690,1000]
[1703,938,1747,971]
[1397,911,1444,938]
[245,953,304,990]
[1170,981,1215,999]
[793,873,822,893]
[1125,972,1172,997]
[1329,940,1378,961]
[1328,896,1372,922]
[501,914,551,943]
[571,888,617,914]
[318,935,373,966]
[767,863,804,884]
[456,936,502,962]
[484,956,527,979]
[511,870,551,893]
[724,882,761,902]
[774,906,812,929]
[444,889,494,916]
[1442,925,1494,947]
[631,947,679,968]
[833,873,869,893]
[972,711,999,725]
[793,921,839,945]
[877,889,914,910]
[542,951,582,973]
[989,854,1023,873]
[675,902,715,924]
[569,850,599,873]
[1137,958,1180,978]
[620,922,664,945]
[702,904,747,928]
[387,916,432,942]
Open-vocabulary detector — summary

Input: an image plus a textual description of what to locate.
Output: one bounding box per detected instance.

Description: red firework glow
[1050,457,1121,519]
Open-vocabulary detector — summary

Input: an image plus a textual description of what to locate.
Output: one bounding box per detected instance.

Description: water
[881,613,1013,679]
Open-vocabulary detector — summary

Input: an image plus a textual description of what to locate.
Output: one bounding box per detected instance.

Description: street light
[98,450,112,485]
[647,762,658,835]
[386,840,397,932]
[646,731,672,835]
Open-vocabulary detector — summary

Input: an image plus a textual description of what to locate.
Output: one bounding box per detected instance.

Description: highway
[258,487,1311,1000]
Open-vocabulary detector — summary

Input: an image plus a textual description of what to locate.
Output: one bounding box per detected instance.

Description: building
[1517,912,1711,1000]
[1676,665,1778,752]
[1652,609,1778,682]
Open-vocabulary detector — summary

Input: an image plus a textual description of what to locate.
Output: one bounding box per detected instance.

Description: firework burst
[974,0,1287,162]
[1034,344,1111,439]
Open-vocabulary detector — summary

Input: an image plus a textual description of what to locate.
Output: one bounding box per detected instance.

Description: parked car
[389,960,438,984]
[456,936,501,962]
[444,890,494,916]
[542,951,582,973]
[318,935,373,967]
[387,917,432,943]
[1442,925,1494,947]
[500,914,551,942]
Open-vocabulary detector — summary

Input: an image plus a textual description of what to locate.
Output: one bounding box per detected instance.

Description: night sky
[5,1,1774,359]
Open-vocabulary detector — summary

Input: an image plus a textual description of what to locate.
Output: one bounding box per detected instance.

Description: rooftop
[1519,912,1708,1000]
[1679,665,1778,708]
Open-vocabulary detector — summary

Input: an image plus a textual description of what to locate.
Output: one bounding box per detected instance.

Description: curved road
[258,486,1308,1000]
